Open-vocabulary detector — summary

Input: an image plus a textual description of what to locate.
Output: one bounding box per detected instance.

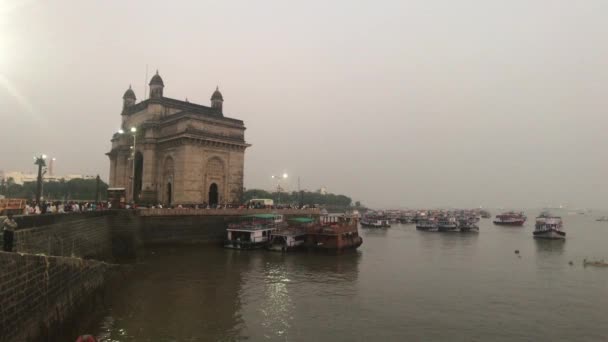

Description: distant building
[320,186,328,195]
[1,171,96,185]
[106,71,250,205]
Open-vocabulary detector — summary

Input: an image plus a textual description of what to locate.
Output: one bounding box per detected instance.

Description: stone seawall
[139,215,229,245]
[0,252,113,342]
[137,207,320,216]
[13,211,111,230]
[14,214,113,259]
[8,209,321,258]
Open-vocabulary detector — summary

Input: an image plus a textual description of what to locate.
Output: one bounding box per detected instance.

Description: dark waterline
[90,211,608,341]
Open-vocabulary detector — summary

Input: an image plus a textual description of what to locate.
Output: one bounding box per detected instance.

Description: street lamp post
[34,154,47,204]
[129,127,138,202]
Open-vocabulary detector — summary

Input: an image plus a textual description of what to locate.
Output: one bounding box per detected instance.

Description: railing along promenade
[136,207,321,217]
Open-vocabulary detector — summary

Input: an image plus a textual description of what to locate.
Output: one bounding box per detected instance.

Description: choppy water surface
[93,211,608,341]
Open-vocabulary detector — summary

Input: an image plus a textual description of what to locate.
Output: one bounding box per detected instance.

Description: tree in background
[242,188,362,211]
[0,178,108,201]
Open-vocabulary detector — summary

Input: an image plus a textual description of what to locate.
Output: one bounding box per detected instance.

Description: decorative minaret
[149,70,164,99]
[122,85,136,111]
[211,86,223,113]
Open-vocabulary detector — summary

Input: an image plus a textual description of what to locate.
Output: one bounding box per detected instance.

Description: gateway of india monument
[106,71,250,205]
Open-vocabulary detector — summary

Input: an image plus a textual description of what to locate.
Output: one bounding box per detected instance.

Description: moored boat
[437,216,459,232]
[268,217,312,252]
[360,213,391,228]
[458,218,479,232]
[308,215,363,253]
[416,218,437,230]
[224,214,284,249]
[533,212,565,240]
[493,211,526,226]
[399,214,415,224]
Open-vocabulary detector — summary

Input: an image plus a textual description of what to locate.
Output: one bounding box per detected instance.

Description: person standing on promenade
[2,213,18,252]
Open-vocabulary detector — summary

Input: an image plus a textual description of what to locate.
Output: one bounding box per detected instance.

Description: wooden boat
[583,259,608,267]
[308,215,363,253]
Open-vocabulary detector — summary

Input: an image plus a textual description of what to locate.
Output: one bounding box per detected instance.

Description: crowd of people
[136,202,320,210]
[8,200,319,215]
[21,200,111,215]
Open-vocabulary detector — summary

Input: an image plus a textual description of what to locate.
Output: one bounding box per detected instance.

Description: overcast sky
[1,0,607,208]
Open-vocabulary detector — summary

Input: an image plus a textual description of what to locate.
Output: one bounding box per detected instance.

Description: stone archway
[204,157,225,205]
[209,183,219,206]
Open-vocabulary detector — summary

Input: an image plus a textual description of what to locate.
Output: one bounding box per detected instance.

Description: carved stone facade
[106,72,249,205]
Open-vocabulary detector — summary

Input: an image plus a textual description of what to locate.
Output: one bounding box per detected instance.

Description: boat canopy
[289,217,315,223]
[245,214,280,219]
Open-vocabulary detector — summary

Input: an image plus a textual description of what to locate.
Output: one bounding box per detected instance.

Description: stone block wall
[139,215,228,245]
[0,252,112,342]
[13,211,110,230]
[137,207,320,216]
[14,215,112,259]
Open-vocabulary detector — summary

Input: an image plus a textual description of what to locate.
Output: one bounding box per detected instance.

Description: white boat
[533,213,565,240]
[360,216,391,228]
[224,214,284,249]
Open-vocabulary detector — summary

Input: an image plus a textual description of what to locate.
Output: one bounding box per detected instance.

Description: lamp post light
[130,127,138,202]
[34,154,47,204]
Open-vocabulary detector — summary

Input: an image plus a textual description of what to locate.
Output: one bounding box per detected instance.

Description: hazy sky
[1,0,607,208]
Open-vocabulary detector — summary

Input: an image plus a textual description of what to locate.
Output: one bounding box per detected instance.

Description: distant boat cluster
[361,209,485,233]
[360,208,569,240]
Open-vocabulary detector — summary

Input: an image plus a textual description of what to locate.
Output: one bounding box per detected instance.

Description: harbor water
[91,211,608,341]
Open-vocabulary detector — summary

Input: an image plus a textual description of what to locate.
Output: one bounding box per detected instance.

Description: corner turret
[149,70,164,99]
[211,86,223,113]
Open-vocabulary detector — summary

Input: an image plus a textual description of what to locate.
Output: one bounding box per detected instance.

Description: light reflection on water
[89,212,608,341]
